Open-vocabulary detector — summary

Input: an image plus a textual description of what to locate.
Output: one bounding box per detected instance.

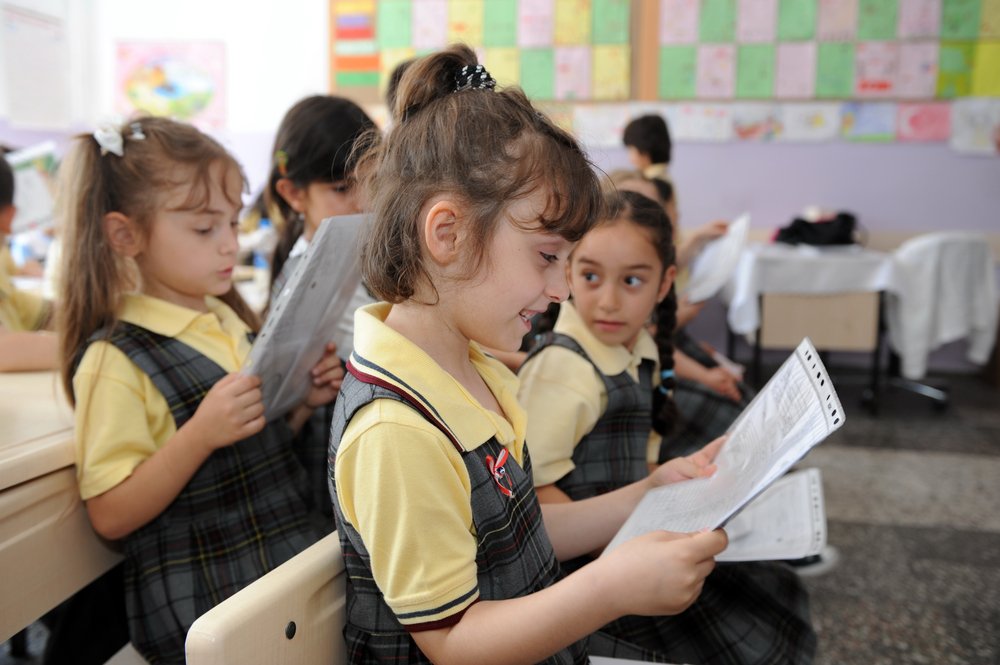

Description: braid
[652,284,680,436]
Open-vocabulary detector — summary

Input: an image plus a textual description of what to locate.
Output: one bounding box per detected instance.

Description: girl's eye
[583,271,599,283]
[540,252,558,264]
[625,275,643,287]
[195,227,213,236]
[332,183,351,194]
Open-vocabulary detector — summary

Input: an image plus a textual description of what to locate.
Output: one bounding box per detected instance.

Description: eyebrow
[577,257,656,272]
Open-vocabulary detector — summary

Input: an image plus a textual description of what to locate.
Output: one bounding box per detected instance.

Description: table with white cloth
[0,371,122,641]
[721,243,894,395]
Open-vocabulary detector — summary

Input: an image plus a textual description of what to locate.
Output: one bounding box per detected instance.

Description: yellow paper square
[448,0,484,46]
[592,44,630,100]
[333,0,375,16]
[981,0,1000,39]
[554,0,592,45]
[972,42,1000,96]
[483,47,520,88]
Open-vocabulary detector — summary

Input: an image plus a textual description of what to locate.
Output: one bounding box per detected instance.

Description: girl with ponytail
[519,189,817,664]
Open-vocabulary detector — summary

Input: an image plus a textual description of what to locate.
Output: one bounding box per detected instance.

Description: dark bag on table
[774,212,862,246]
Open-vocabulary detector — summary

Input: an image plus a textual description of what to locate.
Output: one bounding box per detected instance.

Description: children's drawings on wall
[841,101,896,142]
[897,102,951,141]
[115,42,225,129]
[777,103,841,141]
[951,97,1000,152]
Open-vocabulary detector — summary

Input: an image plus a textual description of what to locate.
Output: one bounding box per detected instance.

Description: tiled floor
[4,371,998,664]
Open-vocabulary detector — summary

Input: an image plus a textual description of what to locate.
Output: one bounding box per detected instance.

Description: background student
[329,45,728,665]
[518,189,817,664]
[57,116,343,664]
[0,155,57,371]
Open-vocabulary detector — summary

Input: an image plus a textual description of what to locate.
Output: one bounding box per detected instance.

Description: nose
[597,284,619,312]
[221,224,239,255]
[544,268,570,303]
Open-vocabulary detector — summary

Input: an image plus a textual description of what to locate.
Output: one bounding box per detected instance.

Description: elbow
[85,499,133,541]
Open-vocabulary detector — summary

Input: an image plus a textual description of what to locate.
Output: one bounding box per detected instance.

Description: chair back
[185,533,347,665]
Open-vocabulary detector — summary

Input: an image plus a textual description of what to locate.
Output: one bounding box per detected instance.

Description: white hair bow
[93,123,124,157]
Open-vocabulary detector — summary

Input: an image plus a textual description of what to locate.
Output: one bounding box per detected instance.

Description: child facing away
[517,190,817,664]
[57,117,343,665]
[0,155,57,371]
[328,45,729,665]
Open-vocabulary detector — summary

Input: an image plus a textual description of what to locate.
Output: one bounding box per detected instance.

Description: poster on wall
[2,6,72,130]
[115,42,226,130]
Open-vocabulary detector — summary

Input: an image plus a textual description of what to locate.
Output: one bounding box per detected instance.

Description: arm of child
[677,219,728,268]
[0,329,58,371]
[86,373,266,540]
[411,528,728,665]
[674,349,741,402]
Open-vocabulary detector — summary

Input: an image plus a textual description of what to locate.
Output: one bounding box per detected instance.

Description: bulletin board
[329,0,632,104]
[329,0,1000,152]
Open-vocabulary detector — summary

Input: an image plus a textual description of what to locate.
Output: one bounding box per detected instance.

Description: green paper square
[377,0,412,49]
[778,0,817,41]
[941,0,982,40]
[484,0,518,46]
[857,0,898,40]
[593,0,631,44]
[659,46,697,99]
[816,42,855,98]
[520,48,555,99]
[336,71,381,88]
[737,45,775,98]
[700,0,737,42]
[937,41,977,96]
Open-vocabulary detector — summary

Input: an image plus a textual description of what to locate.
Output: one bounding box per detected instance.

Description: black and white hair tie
[453,64,496,93]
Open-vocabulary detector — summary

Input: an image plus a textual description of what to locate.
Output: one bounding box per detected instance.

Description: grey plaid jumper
[92,323,323,664]
[526,333,817,665]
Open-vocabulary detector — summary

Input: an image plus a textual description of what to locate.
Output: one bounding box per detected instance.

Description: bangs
[167,157,246,213]
[507,133,603,242]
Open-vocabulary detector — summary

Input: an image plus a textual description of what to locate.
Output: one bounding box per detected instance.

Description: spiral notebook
[604,338,843,558]
[242,213,367,421]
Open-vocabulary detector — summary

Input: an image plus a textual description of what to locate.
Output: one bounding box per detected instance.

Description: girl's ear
[422,198,463,266]
[274,178,307,213]
[103,212,143,258]
[657,264,677,303]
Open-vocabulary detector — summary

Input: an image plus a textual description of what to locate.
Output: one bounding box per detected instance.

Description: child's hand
[602,529,728,617]
[304,342,345,409]
[702,367,741,402]
[190,373,266,450]
[651,435,726,486]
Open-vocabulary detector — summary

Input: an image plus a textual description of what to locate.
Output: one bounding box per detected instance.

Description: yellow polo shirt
[0,245,48,331]
[334,302,526,628]
[517,301,661,487]
[73,294,252,500]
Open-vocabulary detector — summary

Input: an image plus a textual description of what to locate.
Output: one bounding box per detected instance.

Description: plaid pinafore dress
[330,359,676,664]
[91,323,323,664]
[529,334,818,665]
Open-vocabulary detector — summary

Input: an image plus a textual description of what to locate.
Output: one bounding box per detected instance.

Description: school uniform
[519,302,817,665]
[330,302,665,665]
[74,294,322,664]
[0,246,49,331]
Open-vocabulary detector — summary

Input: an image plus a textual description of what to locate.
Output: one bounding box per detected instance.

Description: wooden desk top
[0,371,75,492]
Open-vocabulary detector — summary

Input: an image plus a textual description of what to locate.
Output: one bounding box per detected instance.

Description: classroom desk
[0,371,122,642]
[722,243,892,394]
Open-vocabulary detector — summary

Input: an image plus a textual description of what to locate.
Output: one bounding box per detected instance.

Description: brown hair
[356,44,603,304]
[602,190,680,437]
[57,116,256,403]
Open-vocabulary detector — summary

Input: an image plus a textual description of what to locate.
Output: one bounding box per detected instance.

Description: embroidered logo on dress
[486,449,514,499]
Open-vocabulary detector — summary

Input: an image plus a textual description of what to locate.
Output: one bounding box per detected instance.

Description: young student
[58,117,343,664]
[622,115,675,204]
[518,190,817,664]
[0,155,57,371]
[264,95,374,521]
[329,45,729,665]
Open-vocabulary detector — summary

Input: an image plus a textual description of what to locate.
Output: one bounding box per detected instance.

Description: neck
[384,300,477,382]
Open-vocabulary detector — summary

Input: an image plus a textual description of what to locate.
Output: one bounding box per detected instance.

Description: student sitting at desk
[0,156,57,372]
[57,117,344,665]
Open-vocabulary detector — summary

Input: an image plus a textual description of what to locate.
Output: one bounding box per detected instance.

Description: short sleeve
[518,346,603,487]
[335,399,479,627]
[73,342,176,500]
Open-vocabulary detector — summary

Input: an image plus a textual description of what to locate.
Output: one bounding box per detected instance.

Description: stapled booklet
[242,213,367,421]
[604,338,843,559]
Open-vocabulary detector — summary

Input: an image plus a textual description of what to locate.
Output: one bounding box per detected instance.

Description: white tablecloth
[724,243,895,335]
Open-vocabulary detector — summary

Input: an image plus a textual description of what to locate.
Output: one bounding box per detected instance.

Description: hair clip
[129,122,146,141]
[275,149,289,177]
[453,64,496,93]
[660,369,675,381]
[93,123,124,157]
